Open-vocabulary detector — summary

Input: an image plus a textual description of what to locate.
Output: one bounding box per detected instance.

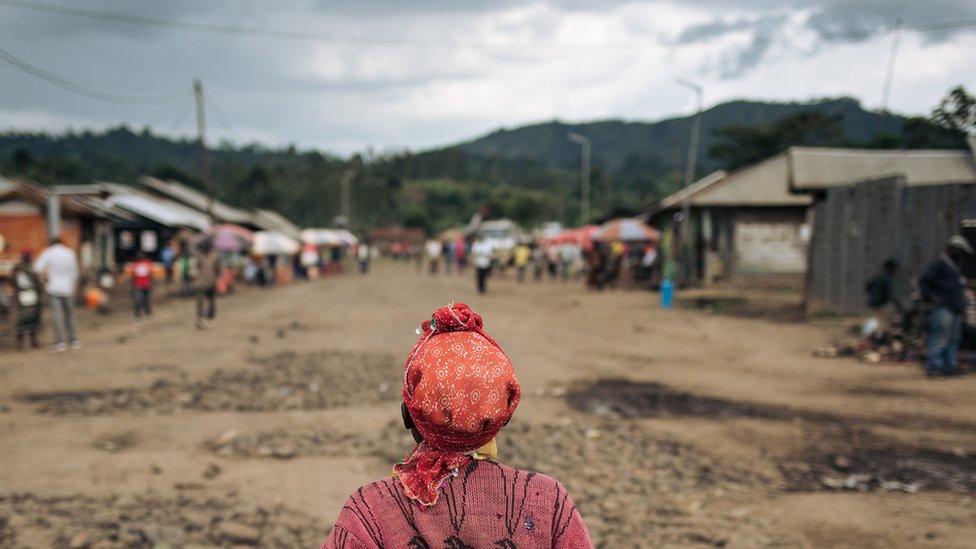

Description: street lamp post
[675,78,703,285]
[567,132,591,225]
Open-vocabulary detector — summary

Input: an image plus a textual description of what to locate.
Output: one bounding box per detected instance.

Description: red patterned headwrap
[394,302,521,506]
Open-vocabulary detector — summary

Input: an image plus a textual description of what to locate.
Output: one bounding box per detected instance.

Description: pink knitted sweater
[322,461,593,548]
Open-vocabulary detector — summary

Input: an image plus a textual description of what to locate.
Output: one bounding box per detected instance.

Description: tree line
[1,87,971,234]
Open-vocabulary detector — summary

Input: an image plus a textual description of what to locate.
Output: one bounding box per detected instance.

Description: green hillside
[0,94,968,232]
[461,98,903,172]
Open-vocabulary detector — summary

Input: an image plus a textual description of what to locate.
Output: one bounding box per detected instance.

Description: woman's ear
[401,402,414,430]
[402,403,423,444]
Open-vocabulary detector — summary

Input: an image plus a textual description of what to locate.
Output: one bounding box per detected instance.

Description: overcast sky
[1,0,974,155]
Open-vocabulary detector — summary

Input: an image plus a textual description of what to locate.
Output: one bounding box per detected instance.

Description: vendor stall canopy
[595,219,660,243]
[253,231,300,255]
[301,228,358,247]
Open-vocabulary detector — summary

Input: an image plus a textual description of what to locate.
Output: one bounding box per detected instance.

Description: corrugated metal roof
[107,193,210,231]
[653,156,810,210]
[652,170,727,212]
[0,176,106,216]
[56,181,210,230]
[252,209,301,240]
[696,153,811,207]
[139,176,255,225]
[788,147,976,190]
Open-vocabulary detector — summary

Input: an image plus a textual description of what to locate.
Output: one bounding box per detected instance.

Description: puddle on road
[566,378,793,420]
[781,445,976,494]
[19,351,399,416]
[678,295,806,323]
[569,378,976,495]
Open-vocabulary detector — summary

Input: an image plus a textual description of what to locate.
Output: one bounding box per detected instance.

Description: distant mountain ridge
[0,96,925,228]
[457,97,905,174]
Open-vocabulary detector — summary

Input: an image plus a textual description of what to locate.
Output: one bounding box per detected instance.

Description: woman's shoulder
[344,462,571,505]
[342,476,402,504]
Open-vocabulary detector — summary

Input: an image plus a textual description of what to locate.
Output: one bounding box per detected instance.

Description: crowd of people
[5,231,383,351]
[410,234,662,295]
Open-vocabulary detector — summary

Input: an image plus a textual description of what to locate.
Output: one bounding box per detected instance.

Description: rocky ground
[1,262,975,547]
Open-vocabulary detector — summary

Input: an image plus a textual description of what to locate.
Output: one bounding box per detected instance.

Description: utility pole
[567,132,591,225]
[193,77,213,220]
[340,166,354,228]
[879,18,903,135]
[675,78,703,285]
[46,190,60,240]
[558,177,566,226]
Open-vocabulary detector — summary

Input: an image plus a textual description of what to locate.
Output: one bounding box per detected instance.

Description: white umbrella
[253,231,300,255]
[301,228,359,247]
[301,228,341,246]
[331,229,359,247]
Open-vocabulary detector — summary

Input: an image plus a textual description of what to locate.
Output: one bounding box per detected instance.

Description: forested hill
[0,95,967,232]
[459,97,904,173]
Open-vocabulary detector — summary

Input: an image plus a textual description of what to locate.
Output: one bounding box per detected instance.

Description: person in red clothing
[130,251,154,324]
[323,303,592,548]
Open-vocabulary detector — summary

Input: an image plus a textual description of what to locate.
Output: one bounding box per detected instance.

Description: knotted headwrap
[394,302,521,506]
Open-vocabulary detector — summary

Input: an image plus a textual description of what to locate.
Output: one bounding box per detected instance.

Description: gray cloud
[805,0,976,44]
[674,14,788,79]
[672,0,976,78]
[0,0,973,153]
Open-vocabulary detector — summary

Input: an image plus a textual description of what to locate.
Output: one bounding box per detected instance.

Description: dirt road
[1,263,975,548]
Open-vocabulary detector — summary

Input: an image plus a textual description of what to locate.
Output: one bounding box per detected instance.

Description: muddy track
[17,351,399,416]
[0,491,325,548]
[566,377,976,433]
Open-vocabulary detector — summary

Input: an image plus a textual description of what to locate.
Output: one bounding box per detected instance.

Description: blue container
[661,278,674,309]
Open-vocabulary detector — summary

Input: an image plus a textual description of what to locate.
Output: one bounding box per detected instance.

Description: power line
[167,99,193,135]
[0,46,187,104]
[146,91,193,127]
[819,18,976,40]
[0,0,468,48]
[205,91,241,143]
[4,0,973,49]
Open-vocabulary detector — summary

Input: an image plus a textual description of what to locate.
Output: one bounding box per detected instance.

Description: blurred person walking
[919,236,971,377]
[471,236,492,294]
[358,242,371,275]
[426,238,442,275]
[640,244,661,289]
[322,303,592,548]
[607,240,625,288]
[130,251,154,324]
[514,241,531,282]
[532,244,545,281]
[34,237,80,352]
[443,240,454,274]
[195,242,220,330]
[454,236,467,273]
[13,250,42,351]
[178,243,194,296]
[546,244,559,280]
[863,258,902,335]
[559,242,575,281]
[586,243,606,290]
[161,243,175,284]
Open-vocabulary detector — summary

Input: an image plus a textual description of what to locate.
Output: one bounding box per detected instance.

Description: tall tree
[709,111,845,170]
[932,85,975,135]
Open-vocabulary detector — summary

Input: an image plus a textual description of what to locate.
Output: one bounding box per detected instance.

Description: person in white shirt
[426,239,442,275]
[357,242,371,275]
[34,237,81,353]
[471,237,493,293]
